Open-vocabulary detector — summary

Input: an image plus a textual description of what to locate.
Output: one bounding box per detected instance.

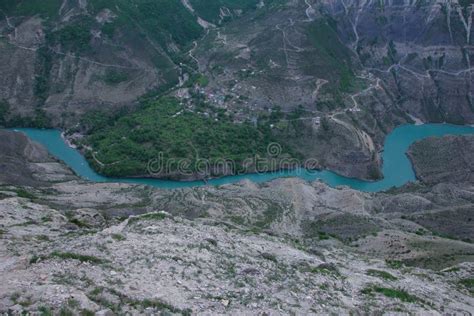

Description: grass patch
[362,286,419,303]
[317,231,331,240]
[366,269,397,281]
[29,251,107,265]
[261,252,278,263]
[103,70,129,85]
[128,212,168,225]
[38,306,53,316]
[111,233,126,241]
[51,251,105,264]
[302,263,339,276]
[459,278,474,294]
[15,189,36,200]
[36,235,51,242]
[69,218,90,228]
[385,260,404,269]
[87,286,191,315]
[255,203,284,228]
[59,306,74,316]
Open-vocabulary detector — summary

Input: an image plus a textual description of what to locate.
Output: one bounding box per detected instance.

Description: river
[11,123,474,192]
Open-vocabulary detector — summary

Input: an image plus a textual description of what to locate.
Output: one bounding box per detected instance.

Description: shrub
[16,189,36,200]
[363,286,418,303]
[50,251,106,264]
[366,269,398,281]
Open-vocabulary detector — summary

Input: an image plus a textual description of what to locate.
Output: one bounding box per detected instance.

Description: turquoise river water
[10,124,474,192]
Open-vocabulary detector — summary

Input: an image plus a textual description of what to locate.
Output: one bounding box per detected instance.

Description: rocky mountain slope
[1,131,473,314]
[0,0,206,126]
[2,0,474,180]
[0,130,75,186]
[192,0,474,178]
[408,134,474,185]
[0,0,282,126]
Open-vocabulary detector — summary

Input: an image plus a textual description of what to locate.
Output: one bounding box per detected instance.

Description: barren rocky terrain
[408,134,474,185]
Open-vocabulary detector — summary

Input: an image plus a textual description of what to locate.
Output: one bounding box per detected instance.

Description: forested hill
[0,0,280,127]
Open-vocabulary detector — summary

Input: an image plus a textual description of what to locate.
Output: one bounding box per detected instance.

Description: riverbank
[9,123,474,192]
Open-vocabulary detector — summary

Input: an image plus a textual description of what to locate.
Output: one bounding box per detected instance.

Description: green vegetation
[459,278,474,294]
[189,0,258,24]
[387,40,398,63]
[111,233,126,241]
[69,218,90,228]
[103,70,129,85]
[306,19,357,93]
[87,286,190,315]
[78,108,129,134]
[38,306,53,316]
[30,252,106,265]
[51,16,94,52]
[85,97,285,177]
[302,263,340,275]
[42,305,89,316]
[88,0,203,47]
[459,0,472,10]
[15,189,36,200]
[366,269,398,281]
[194,74,209,87]
[0,100,10,127]
[128,212,168,225]
[317,231,332,240]
[3,0,203,47]
[50,251,106,264]
[34,47,53,104]
[7,109,52,128]
[0,0,61,18]
[255,203,284,228]
[385,260,404,269]
[189,0,285,24]
[362,286,419,303]
[261,252,278,262]
[5,0,198,105]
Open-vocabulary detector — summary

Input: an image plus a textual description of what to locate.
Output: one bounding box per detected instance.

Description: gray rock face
[0,130,74,186]
[408,135,474,185]
[0,6,179,126]
[321,0,474,124]
[191,0,474,178]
